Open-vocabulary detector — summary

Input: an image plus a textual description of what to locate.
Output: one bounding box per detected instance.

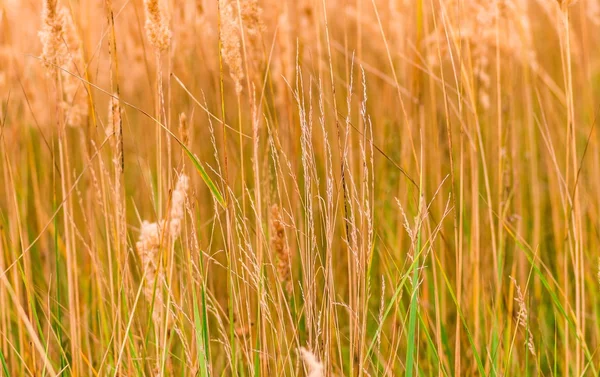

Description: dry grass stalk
[510,276,536,356]
[428,0,535,109]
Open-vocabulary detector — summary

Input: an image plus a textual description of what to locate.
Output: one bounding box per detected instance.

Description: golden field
[1,0,600,375]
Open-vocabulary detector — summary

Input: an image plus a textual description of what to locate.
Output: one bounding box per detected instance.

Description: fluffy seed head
[178,112,189,146]
[39,3,88,125]
[107,93,123,174]
[299,347,324,377]
[240,0,263,38]
[107,94,121,137]
[39,0,66,72]
[136,220,165,322]
[137,174,189,325]
[55,8,88,127]
[270,204,292,295]
[220,0,244,95]
[144,0,171,51]
[167,174,189,237]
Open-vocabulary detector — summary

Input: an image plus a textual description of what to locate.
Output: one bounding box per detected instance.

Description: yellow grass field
[1,0,600,375]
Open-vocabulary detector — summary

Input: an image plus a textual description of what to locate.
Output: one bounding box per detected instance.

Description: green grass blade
[405,242,420,376]
[192,288,209,377]
[182,147,225,207]
[0,348,9,377]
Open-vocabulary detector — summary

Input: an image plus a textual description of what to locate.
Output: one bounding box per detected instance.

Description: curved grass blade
[181,145,225,207]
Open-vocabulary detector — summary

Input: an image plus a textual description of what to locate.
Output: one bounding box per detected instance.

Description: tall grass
[1,0,600,375]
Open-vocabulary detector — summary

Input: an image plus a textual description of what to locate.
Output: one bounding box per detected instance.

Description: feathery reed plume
[166,174,189,237]
[60,8,88,127]
[136,174,189,323]
[144,0,171,51]
[107,93,121,138]
[240,0,263,38]
[220,0,244,94]
[510,276,536,356]
[137,221,165,322]
[299,0,315,41]
[39,2,88,126]
[239,0,264,68]
[299,347,324,377]
[107,93,124,233]
[39,0,66,72]
[270,204,292,295]
[272,10,293,111]
[38,0,89,126]
[178,112,189,147]
[178,112,189,171]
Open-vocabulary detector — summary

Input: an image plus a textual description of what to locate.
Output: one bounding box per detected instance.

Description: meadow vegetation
[1,0,600,375]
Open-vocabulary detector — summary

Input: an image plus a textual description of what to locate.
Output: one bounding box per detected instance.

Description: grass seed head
[299,347,324,377]
[220,0,244,95]
[39,0,66,72]
[270,204,292,295]
[144,0,171,51]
